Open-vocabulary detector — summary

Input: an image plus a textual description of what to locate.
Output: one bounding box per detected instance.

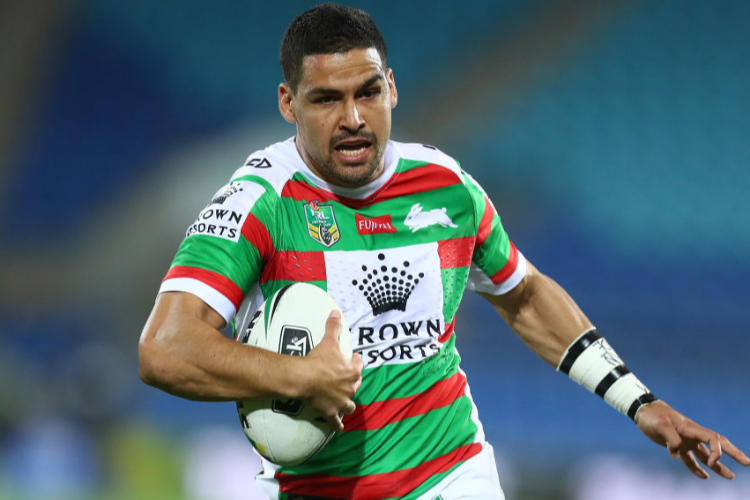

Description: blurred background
[0,0,748,498]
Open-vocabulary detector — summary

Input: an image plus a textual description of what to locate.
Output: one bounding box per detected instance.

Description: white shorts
[258,442,505,500]
[416,443,505,500]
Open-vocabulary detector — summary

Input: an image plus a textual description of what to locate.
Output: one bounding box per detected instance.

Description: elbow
[138,336,160,387]
[138,331,174,390]
[139,325,203,399]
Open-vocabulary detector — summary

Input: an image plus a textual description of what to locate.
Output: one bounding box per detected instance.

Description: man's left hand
[635,400,750,479]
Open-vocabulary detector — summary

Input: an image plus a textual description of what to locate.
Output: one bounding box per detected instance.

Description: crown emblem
[210,182,243,205]
[352,253,424,315]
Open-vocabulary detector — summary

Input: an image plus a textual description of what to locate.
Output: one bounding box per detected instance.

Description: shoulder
[228,137,302,196]
[395,140,491,192]
[391,141,463,176]
[391,141,494,218]
[390,141,473,196]
[194,138,302,226]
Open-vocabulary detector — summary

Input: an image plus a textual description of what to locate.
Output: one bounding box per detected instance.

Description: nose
[340,98,365,133]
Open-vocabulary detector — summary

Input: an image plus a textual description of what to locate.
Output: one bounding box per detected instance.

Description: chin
[333,164,378,187]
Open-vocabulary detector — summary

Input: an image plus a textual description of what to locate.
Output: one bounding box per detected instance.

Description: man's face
[279,48,398,188]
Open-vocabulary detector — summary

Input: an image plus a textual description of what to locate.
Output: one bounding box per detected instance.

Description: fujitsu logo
[352,253,424,315]
[356,213,397,235]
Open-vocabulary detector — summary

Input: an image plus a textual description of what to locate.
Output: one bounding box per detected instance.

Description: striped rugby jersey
[159,137,527,500]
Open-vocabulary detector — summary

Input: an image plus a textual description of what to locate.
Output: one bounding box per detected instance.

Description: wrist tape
[557,328,657,420]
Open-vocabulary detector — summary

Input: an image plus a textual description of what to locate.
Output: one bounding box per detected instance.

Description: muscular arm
[479,259,593,366]
[139,291,300,401]
[480,257,750,479]
[139,291,362,429]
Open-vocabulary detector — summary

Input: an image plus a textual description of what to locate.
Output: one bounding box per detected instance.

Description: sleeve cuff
[466,251,527,295]
[159,277,237,324]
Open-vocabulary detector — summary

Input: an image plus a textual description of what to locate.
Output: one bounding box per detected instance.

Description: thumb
[322,309,342,344]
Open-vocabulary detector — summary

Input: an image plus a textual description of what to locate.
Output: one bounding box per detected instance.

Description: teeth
[340,146,367,156]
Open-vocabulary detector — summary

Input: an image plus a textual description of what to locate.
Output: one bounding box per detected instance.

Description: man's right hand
[302,310,363,431]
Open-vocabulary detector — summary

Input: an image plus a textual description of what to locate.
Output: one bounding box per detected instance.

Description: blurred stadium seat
[1,1,748,498]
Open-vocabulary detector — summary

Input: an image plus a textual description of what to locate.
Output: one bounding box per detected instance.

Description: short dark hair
[280,3,388,93]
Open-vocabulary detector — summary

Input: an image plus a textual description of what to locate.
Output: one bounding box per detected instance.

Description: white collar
[283,137,399,200]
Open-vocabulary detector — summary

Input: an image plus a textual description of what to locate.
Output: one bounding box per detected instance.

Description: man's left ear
[387,69,398,109]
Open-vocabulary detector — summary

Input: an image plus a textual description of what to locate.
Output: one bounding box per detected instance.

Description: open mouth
[334,139,373,163]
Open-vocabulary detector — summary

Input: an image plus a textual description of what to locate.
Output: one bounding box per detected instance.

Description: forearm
[483,261,657,419]
[139,292,306,402]
[481,261,593,366]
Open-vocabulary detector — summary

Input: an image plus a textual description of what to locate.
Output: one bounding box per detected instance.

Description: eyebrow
[306,74,385,99]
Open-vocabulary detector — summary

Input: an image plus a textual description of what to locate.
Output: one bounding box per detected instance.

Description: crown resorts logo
[210,182,243,205]
[303,200,340,247]
[352,253,424,315]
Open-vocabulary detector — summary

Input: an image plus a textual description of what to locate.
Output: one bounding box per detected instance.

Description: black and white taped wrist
[557,328,657,421]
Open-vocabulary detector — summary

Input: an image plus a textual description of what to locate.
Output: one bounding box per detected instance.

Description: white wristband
[557,328,657,420]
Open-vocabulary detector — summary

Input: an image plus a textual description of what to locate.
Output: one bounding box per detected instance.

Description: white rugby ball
[235,283,352,466]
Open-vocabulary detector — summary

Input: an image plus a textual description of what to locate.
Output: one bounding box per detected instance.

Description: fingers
[342,399,357,415]
[671,422,749,480]
[719,435,750,467]
[325,400,356,432]
[674,422,724,467]
[656,420,684,459]
[695,443,735,480]
[639,404,749,480]
[678,449,709,479]
[351,352,364,372]
[668,421,719,477]
[700,428,721,467]
[327,414,344,432]
[707,435,722,468]
[697,428,722,468]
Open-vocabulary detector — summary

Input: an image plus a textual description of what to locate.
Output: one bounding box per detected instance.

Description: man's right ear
[278,83,296,123]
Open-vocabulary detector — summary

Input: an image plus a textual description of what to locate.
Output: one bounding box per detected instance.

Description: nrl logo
[304,200,340,247]
[271,326,314,416]
[279,326,313,357]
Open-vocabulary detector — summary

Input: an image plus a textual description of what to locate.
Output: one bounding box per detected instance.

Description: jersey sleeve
[462,171,527,295]
[159,174,277,323]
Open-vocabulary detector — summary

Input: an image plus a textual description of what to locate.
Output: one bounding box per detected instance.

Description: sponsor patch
[353,319,444,368]
[210,182,242,205]
[323,244,445,368]
[355,213,397,235]
[352,253,424,315]
[186,208,244,240]
[186,181,263,242]
[304,200,340,247]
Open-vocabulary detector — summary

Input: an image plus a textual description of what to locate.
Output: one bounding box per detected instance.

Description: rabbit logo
[404,203,457,233]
